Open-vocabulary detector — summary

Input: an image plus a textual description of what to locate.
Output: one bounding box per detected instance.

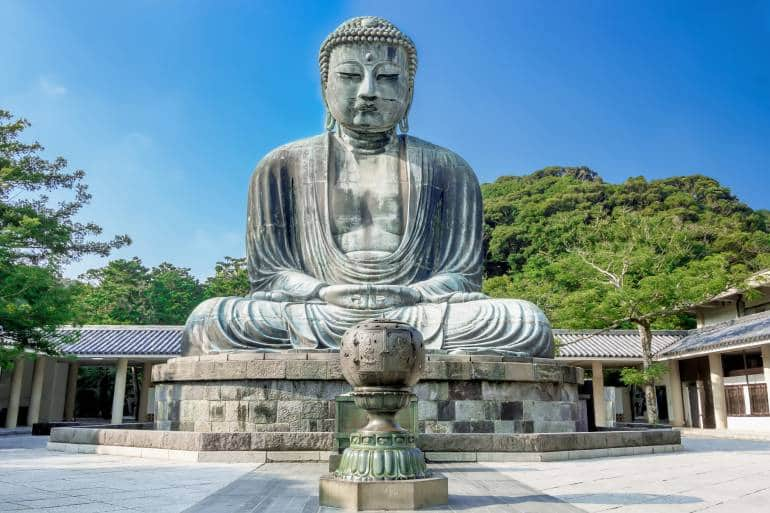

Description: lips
[354,102,377,112]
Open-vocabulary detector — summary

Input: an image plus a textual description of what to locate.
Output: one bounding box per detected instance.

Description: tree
[73,258,204,325]
[482,170,770,423]
[147,262,204,324]
[0,110,129,368]
[73,258,150,324]
[527,209,765,422]
[483,171,770,284]
[203,256,249,298]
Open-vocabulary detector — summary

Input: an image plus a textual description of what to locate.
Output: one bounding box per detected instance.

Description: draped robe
[182,133,553,357]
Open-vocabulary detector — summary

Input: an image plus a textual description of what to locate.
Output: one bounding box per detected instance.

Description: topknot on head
[319,16,418,89]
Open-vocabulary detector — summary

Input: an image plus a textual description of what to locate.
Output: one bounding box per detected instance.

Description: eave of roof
[659,310,770,359]
[47,314,768,362]
[554,329,687,360]
[57,325,183,357]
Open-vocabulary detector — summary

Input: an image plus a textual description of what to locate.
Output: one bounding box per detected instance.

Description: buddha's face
[325,43,411,133]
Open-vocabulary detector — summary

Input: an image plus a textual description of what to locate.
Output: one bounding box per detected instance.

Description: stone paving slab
[179,437,770,513]
[0,435,255,513]
[4,435,770,512]
[181,462,585,513]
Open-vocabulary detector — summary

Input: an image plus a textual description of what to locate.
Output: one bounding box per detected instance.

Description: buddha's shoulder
[406,135,476,175]
[255,134,327,167]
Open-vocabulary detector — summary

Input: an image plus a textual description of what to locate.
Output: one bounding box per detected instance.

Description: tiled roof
[554,329,687,359]
[660,310,770,357]
[57,325,183,356]
[53,317,766,361]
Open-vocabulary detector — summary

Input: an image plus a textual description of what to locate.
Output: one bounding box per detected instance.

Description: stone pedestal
[319,475,448,511]
[152,352,582,434]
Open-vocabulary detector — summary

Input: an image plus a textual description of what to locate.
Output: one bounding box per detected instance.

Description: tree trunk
[637,322,658,424]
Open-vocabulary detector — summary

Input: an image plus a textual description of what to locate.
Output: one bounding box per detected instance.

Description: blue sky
[2,1,769,279]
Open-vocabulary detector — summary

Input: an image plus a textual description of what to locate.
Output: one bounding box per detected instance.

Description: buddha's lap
[192,295,547,332]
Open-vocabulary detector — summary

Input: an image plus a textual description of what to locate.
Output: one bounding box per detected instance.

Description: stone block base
[319,475,448,511]
[49,426,680,464]
[152,352,582,434]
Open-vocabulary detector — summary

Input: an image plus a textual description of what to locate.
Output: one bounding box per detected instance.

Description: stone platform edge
[152,353,584,384]
[48,428,679,463]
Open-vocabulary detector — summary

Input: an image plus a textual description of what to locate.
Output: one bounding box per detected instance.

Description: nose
[357,71,377,100]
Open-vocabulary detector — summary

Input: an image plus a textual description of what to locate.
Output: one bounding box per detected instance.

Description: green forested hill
[481,167,770,328]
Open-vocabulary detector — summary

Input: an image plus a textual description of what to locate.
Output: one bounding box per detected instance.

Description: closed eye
[338,72,362,80]
[377,74,399,81]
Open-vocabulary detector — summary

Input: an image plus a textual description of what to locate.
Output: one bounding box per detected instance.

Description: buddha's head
[319,17,417,134]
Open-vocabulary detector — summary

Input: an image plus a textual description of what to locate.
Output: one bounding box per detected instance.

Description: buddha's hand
[250,291,294,302]
[319,284,421,310]
[428,292,488,303]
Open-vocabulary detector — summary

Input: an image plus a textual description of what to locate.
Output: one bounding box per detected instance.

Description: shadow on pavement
[554,492,702,505]
[448,492,701,510]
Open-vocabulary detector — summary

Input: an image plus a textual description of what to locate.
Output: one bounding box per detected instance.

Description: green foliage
[204,256,250,297]
[73,258,150,324]
[482,169,770,329]
[73,258,204,325]
[0,346,27,371]
[619,362,668,387]
[0,109,128,368]
[147,263,205,324]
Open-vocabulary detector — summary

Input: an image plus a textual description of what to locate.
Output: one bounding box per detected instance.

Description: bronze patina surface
[181,16,553,358]
[335,319,430,481]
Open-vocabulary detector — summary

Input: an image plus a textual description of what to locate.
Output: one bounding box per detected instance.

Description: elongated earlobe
[325,110,337,131]
[398,115,409,134]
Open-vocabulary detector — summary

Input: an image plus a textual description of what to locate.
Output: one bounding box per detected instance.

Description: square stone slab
[319,474,448,511]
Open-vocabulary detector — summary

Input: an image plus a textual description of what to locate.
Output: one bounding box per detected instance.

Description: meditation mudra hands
[250,285,489,308]
[318,284,421,309]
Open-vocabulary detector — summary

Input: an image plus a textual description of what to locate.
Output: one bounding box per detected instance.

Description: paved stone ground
[0,436,254,513]
[492,437,770,513]
[2,435,770,512]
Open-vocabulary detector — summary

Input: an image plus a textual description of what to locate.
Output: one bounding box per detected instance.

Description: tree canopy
[203,256,249,298]
[482,167,770,329]
[72,258,205,325]
[0,110,128,368]
[71,255,250,325]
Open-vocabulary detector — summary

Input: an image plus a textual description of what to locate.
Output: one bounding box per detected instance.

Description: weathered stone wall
[154,379,346,432]
[152,352,582,434]
[413,380,577,434]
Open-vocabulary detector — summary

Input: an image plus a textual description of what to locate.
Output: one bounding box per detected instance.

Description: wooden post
[592,361,606,428]
[666,360,685,427]
[27,356,46,425]
[111,359,128,425]
[762,345,770,414]
[137,362,153,421]
[4,358,25,428]
[709,353,727,429]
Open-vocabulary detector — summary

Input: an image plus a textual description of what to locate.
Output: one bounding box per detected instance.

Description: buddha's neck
[338,127,396,155]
